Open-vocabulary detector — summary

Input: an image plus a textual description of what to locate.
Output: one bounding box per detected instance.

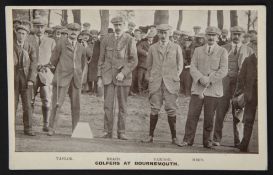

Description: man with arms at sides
[136,30,156,95]
[142,24,183,146]
[97,16,138,140]
[47,23,86,136]
[234,44,257,152]
[213,26,253,147]
[29,18,56,132]
[14,23,38,136]
[181,27,228,148]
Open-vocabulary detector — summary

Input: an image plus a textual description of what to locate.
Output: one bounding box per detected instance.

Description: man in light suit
[142,24,183,146]
[47,23,86,136]
[29,18,56,132]
[213,26,253,147]
[97,16,138,140]
[14,24,38,136]
[181,26,228,148]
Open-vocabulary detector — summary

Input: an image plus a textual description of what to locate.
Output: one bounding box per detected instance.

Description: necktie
[234,45,238,55]
[72,41,75,48]
[38,37,41,46]
[208,46,211,54]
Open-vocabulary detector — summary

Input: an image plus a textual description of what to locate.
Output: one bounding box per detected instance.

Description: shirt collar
[115,32,124,39]
[68,38,77,46]
[232,42,242,48]
[17,40,24,48]
[159,40,169,46]
[206,43,216,50]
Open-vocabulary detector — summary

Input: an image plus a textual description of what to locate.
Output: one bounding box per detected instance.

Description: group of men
[14,14,258,153]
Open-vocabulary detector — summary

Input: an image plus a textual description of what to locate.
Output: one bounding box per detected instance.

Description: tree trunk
[48,10,51,27]
[100,10,109,35]
[207,10,211,27]
[72,10,81,25]
[247,10,251,32]
[61,10,68,26]
[230,10,238,27]
[154,10,169,25]
[176,10,183,30]
[217,10,224,30]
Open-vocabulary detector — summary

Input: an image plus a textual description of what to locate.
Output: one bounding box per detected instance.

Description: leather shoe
[47,130,55,136]
[24,130,36,136]
[101,133,112,139]
[204,142,214,148]
[43,126,49,132]
[117,134,129,140]
[141,136,153,143]
[180,141,190,147]
[212,141,220,146]
[172,138,183,147]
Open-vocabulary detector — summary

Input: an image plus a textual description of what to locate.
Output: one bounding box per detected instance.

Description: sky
[48,10,256,35]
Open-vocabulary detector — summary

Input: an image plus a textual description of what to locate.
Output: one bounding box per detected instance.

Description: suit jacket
[97,33,138,86]
[146,41,183,95]
[137,39,152,69]
[190,44,228,97]
[28,35,56,85]
[88,40,100,81]
[222,43,253,70]
[235,53,257,103]
[50,38,86,88]
[13,40,37,83]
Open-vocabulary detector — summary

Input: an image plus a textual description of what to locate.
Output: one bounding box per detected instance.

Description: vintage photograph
[6,6,267,170]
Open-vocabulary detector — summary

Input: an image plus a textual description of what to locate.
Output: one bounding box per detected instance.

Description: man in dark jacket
[234,53,257,152]
[14,24,38,136]
[136,31,156,94]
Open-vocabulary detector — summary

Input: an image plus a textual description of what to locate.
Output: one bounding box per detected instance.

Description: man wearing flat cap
[136,30,156,94]
[213,26,253,147]
[97,16,138,140]
[218,29,229,46]
[126,21,136,37]
[193,26,201,36]
[14,23,38,136]
[173,30,182,45]
[142,24,183,146]
[83,22,91,31]
[181,26,228,148]
[52,25,63,42]
[28,18,56,132]
[47,23,86,136]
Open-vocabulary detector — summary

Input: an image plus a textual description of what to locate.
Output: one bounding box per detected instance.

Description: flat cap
[45,27,53,33]
[221,29,228,35]
[181,30,192,36]
[146,30,156,38]
[21,20,32,28]
[193,26,201,29]
[90,29,99,35]
[128,21,136,27]
[80,30,91,36]
[243,33,251,38]
[195,33,206,38]
[66,23,81,31]
[111,16,125,24]
[53,25,64,31]
[205,26,221,35]
[230,26,245,33]
[83,22,91,27]
[13,18,22,24]
[173,30,182,35]
[248,29,257,35]
[15,24,30,33]
[32,17,47,26]
[60,28,69,34]
[156,24,172,31]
